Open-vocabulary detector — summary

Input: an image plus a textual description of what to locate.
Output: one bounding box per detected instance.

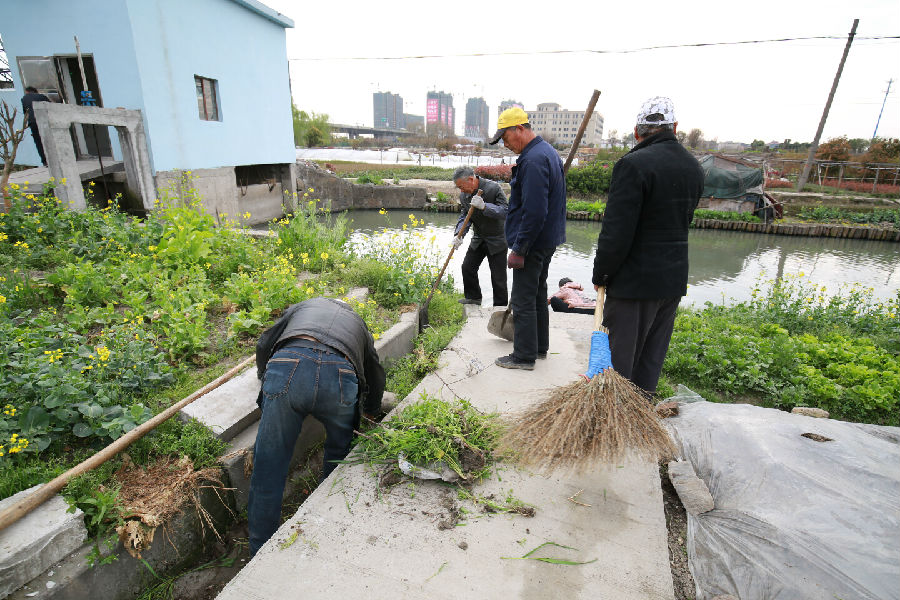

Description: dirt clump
[114,455,229,558]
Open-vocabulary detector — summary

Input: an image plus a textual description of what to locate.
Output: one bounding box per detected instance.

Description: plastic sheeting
[664,393,900,600]
[700,154,764,199]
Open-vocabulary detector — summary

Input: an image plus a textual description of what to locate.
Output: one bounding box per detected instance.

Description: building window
[195,75,220,121]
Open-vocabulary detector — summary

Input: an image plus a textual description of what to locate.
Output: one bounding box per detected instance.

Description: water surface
[344,210,900,307]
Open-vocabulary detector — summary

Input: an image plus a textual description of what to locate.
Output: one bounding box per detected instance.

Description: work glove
[451,236,464,250]
[507,251,525,269]
[470,195,486,210]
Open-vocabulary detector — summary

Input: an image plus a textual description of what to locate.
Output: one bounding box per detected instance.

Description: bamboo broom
[500,289,675,471]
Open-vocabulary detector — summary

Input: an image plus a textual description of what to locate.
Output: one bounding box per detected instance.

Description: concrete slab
[179,368,261,442]
[7,161,125,194]
[217,308,674,599]
[0,485,86,598]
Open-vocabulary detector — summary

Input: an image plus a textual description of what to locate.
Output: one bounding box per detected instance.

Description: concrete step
[0,487,86,599]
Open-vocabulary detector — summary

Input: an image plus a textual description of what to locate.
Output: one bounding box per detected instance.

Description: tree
[750,139,766,151]
[622,132,635,149]
[1,99,29,211]
[860,137,900,164]
[676,131,687,145]
[848,138,869,154]
[292,104,331,147]
[814,136,851,162]
[687,128,703,150]
[608,129,618,148]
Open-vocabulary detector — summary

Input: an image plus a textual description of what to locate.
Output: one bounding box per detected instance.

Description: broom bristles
[499,369,677,472]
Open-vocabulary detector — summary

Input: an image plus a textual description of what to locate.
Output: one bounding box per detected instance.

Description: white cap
[636,96,676,126]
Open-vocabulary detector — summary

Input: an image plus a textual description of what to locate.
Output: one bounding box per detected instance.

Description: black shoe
[495,354,535,370]
[537,352,547,359]
[458,298,482,305]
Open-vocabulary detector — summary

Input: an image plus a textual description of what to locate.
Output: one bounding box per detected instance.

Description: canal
[344,210,900,307]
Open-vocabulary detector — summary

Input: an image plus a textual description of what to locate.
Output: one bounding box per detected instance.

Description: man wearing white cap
[591,97,704,396]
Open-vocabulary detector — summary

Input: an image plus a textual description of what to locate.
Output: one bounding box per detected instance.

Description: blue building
[1,0,296,222]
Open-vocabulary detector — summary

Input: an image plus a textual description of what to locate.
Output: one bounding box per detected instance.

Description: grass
[566,200,605,214]
[692,209,762,223]
[349,393,503,481]
[384,293,466,400]
[315,161,455,181]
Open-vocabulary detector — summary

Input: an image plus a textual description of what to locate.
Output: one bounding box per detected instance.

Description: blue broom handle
[595,287,606,333]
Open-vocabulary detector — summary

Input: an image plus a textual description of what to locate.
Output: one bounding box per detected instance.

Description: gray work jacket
[455,177,508,255]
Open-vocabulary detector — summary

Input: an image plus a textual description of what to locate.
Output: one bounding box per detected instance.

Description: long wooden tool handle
[422,192,481,309]
[0,355,256,532]
[563,89,601,175]
[594,286,606,333]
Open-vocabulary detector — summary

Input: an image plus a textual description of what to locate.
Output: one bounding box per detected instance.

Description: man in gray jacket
[249,297,384,555]
[452,166,509,306]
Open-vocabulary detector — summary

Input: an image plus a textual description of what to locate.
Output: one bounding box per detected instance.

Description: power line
[288,35,900,62]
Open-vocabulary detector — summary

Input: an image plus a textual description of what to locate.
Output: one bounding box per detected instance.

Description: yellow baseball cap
[489,107,529,145]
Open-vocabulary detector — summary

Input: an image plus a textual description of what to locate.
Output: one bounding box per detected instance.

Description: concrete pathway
[217,307,674,600]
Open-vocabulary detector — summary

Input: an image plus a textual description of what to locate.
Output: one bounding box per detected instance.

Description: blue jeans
[248,340,359,555]
[509,246,555,362]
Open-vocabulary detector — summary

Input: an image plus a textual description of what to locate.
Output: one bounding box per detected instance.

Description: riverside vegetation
[662,275,900,426]
[0,177,464,557]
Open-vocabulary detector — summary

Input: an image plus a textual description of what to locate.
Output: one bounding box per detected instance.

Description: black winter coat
[592,131,704,299]
[255,298,385,416]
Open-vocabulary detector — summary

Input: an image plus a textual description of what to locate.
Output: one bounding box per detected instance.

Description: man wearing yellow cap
[488,108,566,370]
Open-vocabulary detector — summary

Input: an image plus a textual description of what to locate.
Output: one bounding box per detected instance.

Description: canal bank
[218,306,675,600]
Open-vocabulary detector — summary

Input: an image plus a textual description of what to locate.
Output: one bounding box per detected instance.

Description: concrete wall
[1,0,143,166]
[124,0,295,172]
[3,0,295,173]
[295,162,428,211]
[155,163,292,226]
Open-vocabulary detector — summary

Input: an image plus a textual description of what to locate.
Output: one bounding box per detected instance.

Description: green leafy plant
[692,209,762,222]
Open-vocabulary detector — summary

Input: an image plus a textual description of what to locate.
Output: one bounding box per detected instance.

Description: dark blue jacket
[505,136,566,255]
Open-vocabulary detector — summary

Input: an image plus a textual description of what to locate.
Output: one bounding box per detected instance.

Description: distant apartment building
[498,99,523,115]
[426,90,455,135]
[465,97,489,140]
[527,102,604,146]
[404,113,424,133]
[373,91,403,129]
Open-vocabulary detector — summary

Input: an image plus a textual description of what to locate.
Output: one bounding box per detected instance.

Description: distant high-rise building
[426,91,455,136]
[403,113,424,133]
[527,102,604,146]
[497,99,524,117]
[465,97,489,140]
[373,91,403,129]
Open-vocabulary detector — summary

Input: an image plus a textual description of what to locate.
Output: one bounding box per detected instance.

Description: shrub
[475,165,512,183]
[566,161,613,196]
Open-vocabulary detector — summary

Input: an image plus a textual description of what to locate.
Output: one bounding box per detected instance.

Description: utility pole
[796,19,858,192]
[872,78,893,140]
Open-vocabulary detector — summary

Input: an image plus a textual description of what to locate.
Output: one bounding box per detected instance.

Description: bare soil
[660,464,697,600]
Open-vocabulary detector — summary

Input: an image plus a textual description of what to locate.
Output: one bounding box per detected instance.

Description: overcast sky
[264,0,899,144]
